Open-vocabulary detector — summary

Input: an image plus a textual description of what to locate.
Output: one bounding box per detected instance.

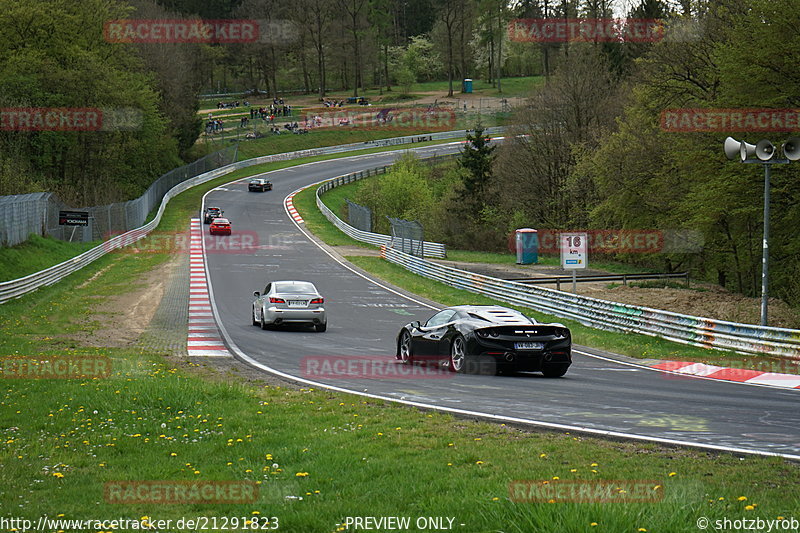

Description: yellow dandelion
[738,496,747,501]
[295,472,309,477]
[668,472,677,477]
[745,505,755,511]
[590,523,598,527]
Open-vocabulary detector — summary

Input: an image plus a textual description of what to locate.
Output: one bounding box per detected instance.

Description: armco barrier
[0,128,501,304]
[314,160,453,259]
[380,246,800,360]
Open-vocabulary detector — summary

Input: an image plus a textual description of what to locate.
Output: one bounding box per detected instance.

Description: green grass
[1,148,798,531]
[0,234,102,282]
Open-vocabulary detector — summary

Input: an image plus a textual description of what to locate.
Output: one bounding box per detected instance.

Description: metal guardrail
[381,246,800,359]
[314,155,461,259]
[508,271,690,290]
[0,128,501,304]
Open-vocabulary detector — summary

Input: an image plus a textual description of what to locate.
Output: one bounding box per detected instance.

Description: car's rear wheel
[449,335,466,373]
[315,323,327,332]
[260,308,270,330]
[252,307,259,326]
[542,364,569,378]
[398,330,413,364]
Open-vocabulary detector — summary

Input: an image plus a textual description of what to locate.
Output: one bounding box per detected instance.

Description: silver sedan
[252,281,327,332]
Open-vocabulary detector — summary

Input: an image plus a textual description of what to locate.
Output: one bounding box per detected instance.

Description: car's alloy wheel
[399,331,413,364]
[260,307,270,330]
[252,306,259,326]
[449,336,466,373]
[315,323,327,332]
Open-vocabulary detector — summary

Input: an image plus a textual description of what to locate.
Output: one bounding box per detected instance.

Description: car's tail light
[310,298,324,304]
[269,297,285,303]
[477,328,499,338]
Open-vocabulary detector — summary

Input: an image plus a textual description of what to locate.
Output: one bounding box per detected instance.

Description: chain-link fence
[0,145,238,247]
[346,199,372,233]
[0,192,52,247]
[387,216,425,257]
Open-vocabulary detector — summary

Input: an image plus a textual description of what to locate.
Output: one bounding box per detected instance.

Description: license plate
[288,300,307,307]
[514,342,544,350]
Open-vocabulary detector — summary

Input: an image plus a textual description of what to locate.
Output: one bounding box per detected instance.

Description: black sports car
[396,305,571,377]
[248,178,272,192]
[203,206,223,224]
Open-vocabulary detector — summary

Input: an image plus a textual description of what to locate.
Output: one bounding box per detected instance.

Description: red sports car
[209,218,231,235]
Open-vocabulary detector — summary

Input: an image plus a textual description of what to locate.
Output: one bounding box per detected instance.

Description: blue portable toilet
[463,79,473,93]
[515,228,538,264]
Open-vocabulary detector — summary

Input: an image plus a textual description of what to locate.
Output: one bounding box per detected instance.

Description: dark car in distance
[396,305,571,377]
[248,178,272,192]
[203,206,223,224]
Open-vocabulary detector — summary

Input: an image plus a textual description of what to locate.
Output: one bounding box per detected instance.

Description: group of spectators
[249,104,292,121]
[205,96,309,137]
[270,122,308,135]
[205,119,224,133]
[217,100,249,109]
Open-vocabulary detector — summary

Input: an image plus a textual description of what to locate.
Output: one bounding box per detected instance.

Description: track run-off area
[196,143,800,460]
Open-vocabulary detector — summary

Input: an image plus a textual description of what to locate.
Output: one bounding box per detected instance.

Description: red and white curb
[187,218,230,357]
[285,190,305,224]
[651,360,800,389]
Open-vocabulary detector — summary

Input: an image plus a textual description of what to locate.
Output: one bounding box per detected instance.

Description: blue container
[463,79,473,93]
[515,228,538,264]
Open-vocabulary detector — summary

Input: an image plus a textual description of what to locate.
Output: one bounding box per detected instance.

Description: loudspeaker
[783,137,800,161]
[756,139,775,161]
[739,141,757,161]
[723,136,741,160]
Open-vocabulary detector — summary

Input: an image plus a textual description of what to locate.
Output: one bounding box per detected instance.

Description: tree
[337,0,369,96]
[459,124,496,205]
[435,0,461,97]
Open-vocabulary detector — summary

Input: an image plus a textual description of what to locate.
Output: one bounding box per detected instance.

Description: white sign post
[560,232,588,292]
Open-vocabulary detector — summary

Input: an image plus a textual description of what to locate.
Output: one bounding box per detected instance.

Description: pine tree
[459,123,496,203]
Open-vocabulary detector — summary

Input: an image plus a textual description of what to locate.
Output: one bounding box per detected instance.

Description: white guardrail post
[0,128,501,304]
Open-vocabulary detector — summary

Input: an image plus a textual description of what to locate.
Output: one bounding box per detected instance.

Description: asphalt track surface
[202,143,800,460]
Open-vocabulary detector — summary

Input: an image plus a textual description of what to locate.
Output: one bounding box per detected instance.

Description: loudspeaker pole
[724,137,796,327]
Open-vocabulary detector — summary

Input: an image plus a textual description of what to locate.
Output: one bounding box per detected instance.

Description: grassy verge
[1,147,797,531]
[0,234,102,282]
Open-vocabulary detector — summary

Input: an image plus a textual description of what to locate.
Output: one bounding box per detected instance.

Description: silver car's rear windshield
[275,282,316,294]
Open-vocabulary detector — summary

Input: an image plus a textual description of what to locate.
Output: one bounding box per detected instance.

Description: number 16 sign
[560,233,587,270]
